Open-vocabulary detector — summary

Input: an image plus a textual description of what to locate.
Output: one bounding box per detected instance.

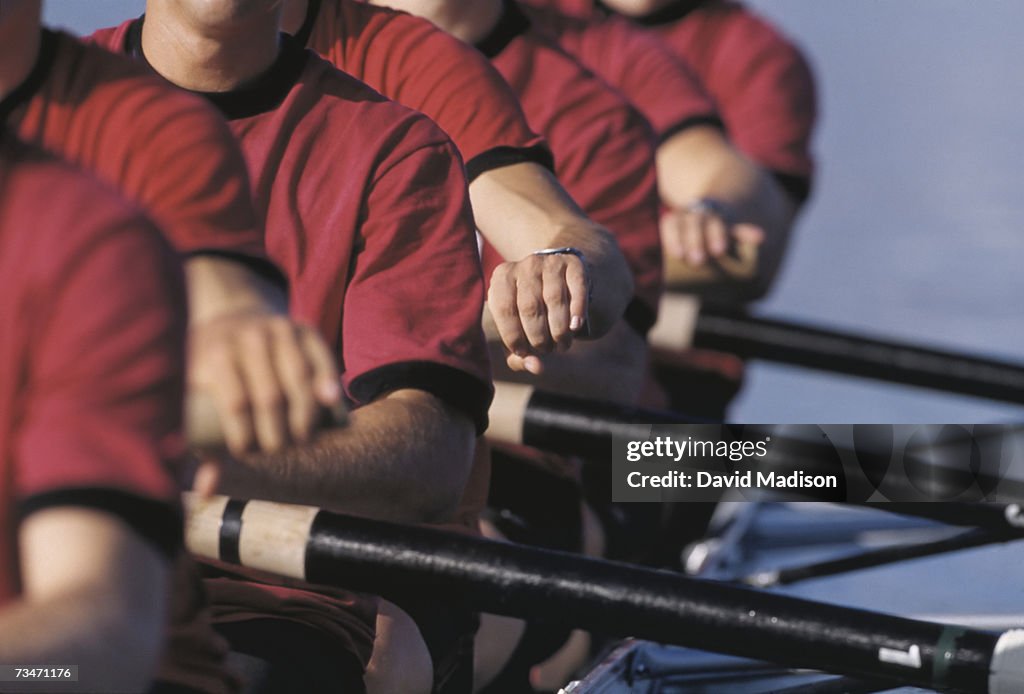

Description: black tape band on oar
[184,495,1023,694]
[694,306,1024,405]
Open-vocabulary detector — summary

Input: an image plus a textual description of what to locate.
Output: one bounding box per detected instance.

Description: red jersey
[522,4,723,142]
[2,29,276,276]
[293,0,553,178]
[0,133,185,606]
[477,2,662,333]
[527,0,818,203]
[100,24,494,667]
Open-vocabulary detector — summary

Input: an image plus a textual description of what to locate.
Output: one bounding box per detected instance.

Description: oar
[489,383,1024,503]
[693,306,1024,405]
[184,493,1024,694]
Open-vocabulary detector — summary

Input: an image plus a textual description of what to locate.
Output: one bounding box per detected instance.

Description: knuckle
[520,300,546,321]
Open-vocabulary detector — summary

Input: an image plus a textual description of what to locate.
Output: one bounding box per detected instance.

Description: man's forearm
[214,390,476,524]
[470,163,634,336]
[657,128,797,296]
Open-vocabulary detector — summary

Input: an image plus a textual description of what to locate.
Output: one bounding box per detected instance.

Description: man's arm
[656,125,798,300]
[212,389,476,525]
[0,508,170,694]
[472,162,634,371]
[185,257,342,455]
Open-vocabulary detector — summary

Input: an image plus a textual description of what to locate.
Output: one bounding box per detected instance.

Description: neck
[141,4,282,92]
[370,0,504,45]
[281,0,309,35]
[0,1,42,101]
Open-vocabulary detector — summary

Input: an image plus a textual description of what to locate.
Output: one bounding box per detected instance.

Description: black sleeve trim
[348,361,494,435]
[624,296,658,337]
[465,144,555,182]
[184,249,289,293]
[658,114,726,145]
[771,170,813,206]
[0,29,59,125]
[18,488,182,560]
[293,0,323,47]
[475,0,533,58]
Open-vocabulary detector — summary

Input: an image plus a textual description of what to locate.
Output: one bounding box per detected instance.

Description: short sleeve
[341,120,493,433]
[659,4,817,200]
[544,13,724,140]
[312,2,553,179]
[15,205,186,557]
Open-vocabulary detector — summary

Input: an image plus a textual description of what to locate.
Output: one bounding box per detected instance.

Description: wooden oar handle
[663,239,760,292]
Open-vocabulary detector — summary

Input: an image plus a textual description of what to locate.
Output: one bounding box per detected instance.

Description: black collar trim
[126,17,309,120]
[475,0,532,59]
[293,0,323,47]
[596,0,705,26]
[0,29,59,125]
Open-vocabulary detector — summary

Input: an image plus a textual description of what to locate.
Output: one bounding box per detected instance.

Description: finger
[199,341,255,456]
[681,212,708,266]
[564,256,589,334]
[271,321,317,442]
[506,353,545,375]
[237,326,288,453]
[733,223,766,246]
[296,325,341,405]
[541,260,572,350]
[488,264,531,359]
[516,259,555,353]
[192,459,222,498]
[705,214,729,258]
[660,211,688,260]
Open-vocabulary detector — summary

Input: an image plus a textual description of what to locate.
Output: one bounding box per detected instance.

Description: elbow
[395,404,478,525]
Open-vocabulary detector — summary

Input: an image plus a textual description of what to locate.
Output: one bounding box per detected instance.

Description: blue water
[45,0,1024,422]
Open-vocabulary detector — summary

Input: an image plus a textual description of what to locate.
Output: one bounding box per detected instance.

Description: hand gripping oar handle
[694,307,1024,405]
[184,391,347,451]
[184,493,1024,694]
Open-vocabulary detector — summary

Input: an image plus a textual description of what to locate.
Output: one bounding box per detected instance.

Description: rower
[2,2,351,690]
[94,2,493,692]
[0,131,184,693]
[276,0,637,369]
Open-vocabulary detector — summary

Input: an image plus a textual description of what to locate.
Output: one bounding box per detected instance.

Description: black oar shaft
[194,496,1010,693]
[694,307,1024,405]
[745,528,1012,587]
[519,390,1024,504]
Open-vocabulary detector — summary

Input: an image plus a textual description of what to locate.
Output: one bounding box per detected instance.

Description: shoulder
[0,135,169,282]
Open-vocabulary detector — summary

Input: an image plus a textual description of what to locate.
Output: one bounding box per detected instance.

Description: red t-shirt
[98,23,494,667]
[526,0,818,203]
[293,0,553,179]
[0,133,185,606]
[521,4,722,141]
[2,29,276,276]
[477,2,662,333]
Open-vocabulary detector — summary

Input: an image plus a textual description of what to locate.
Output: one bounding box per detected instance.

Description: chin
[601,0,678,18]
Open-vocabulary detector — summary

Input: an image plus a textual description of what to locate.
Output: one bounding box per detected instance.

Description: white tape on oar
[238,499,319,580]
[183,492,228,560]
[183,493,318,580]
[487,381,535,446]
[990,629,1024,694]
[648,293,701,352]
